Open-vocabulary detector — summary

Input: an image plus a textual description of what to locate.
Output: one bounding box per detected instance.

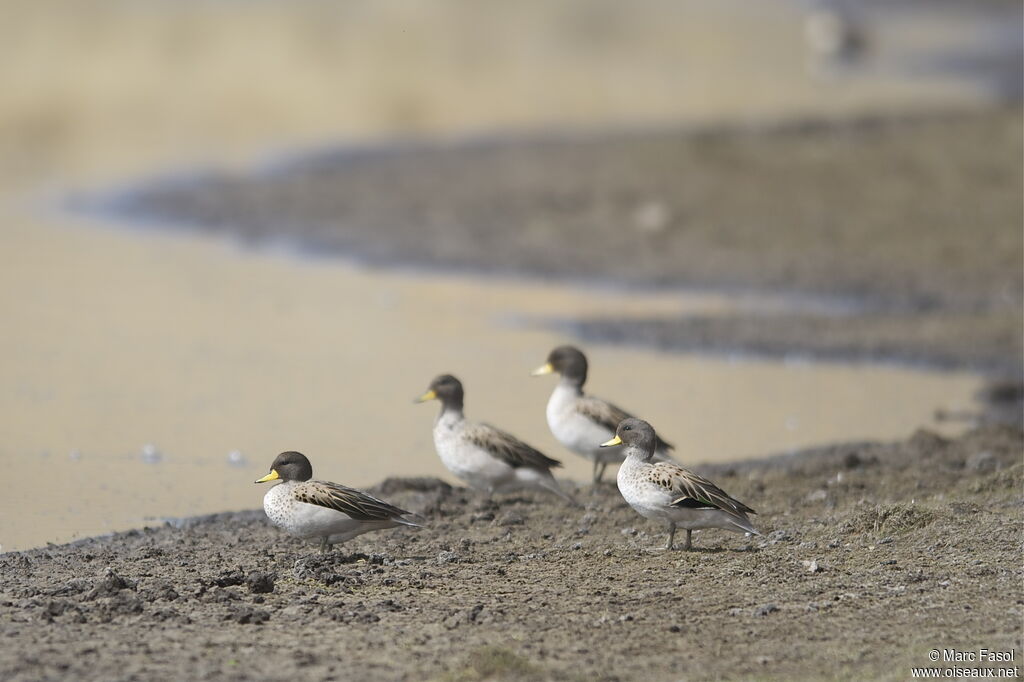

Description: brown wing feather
[293,481,413,521]
[648,463,756,517]
[465,423,561,471]
[576,396,674,452]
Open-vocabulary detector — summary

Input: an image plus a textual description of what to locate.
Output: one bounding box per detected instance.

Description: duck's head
[415,374,465,410]
[531,345,588,384]
[600,417,657,456]
[256,450,313,484]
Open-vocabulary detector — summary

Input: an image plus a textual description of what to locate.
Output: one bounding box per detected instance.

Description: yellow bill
[600,435,622,447]
[255,469,280,484]
[415,389,437,403]
[530,362,554,376]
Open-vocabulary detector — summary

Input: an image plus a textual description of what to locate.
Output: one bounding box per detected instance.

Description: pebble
[225,605,269,625]
[632,200,671,234]
[246,572,275,594]
[497,513,525,527]
[806,489,828,502]
[966,451,997,473]
[140,444,162,464]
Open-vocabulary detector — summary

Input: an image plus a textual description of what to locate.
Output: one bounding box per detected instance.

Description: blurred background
[0,0,1020,551]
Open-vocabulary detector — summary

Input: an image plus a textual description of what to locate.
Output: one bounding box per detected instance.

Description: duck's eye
[624,426,632,431]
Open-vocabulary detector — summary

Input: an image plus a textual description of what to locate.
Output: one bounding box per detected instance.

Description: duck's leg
[591,459,601,484]
[319,537,328,554]
[682,529,692,551]
[665,524,676,550]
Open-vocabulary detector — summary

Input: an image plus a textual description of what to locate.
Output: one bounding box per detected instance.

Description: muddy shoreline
[2,424,1020,681]
[4,109,1021,680]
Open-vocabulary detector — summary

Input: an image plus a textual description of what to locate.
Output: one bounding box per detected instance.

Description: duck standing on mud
[256,451,420,553]
[532,345,676,483]
[417,374,576,504]
[602,418,758,550]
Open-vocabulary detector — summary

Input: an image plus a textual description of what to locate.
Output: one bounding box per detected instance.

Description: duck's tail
[725,512,760,536]
[516,467,581,507]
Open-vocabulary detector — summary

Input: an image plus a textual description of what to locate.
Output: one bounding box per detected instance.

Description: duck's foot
[664,525,676,551]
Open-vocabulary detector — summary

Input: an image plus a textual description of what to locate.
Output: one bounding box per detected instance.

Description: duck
[255,451,420,553]
[532,345,675,482]
[416,374,575,504]
[602,418,758,550]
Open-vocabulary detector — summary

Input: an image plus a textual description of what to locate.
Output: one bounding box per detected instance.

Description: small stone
[910,429,950,450]
[843,452,863,469]
[213,571,246,588]
[632,200,671,234]
[802,559,823,573]
[140,444,163,464]
[966,451,997,474]
[762,529,793,546]
[806,489,828,502]
[754,603,779,617]
[225,605,269,625]
[497,513,525,527]
[246,572,275,594]
[436,551,460,565]
[83,569,136,601]
[621,527,638,536]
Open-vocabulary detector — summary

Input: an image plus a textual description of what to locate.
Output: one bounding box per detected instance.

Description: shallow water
[0,206,983,552]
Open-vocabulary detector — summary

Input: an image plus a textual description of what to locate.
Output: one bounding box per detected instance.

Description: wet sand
[1,424,1020,681]
[0,210,986,552]
[92,110,1023,373]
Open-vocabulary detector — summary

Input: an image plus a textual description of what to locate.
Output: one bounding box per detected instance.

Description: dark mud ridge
[73,109,1023,374]
[2,424,1021,681]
